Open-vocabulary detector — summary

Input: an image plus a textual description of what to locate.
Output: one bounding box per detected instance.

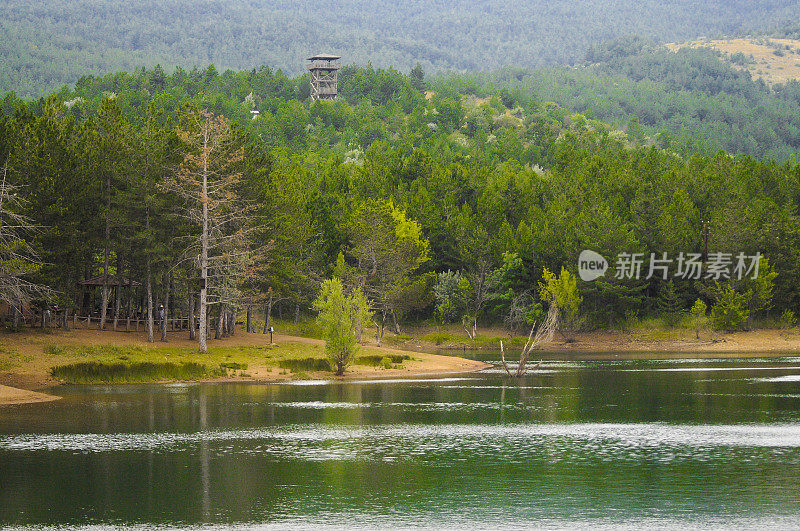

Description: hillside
[2,0,800,97]
[441,38,800,161]
[2,64,800,333]
[667,37,800,85]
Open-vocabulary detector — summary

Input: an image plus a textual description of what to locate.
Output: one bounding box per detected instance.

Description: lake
[2,355,800,529]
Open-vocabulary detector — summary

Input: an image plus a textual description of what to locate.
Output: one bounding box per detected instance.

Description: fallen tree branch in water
[501,303,559,377]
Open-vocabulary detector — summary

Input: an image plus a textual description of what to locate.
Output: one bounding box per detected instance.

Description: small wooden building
[77,275,140,316]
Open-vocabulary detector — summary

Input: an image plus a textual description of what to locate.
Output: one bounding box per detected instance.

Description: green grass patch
[44,344,68,356]
[278,357,331,372]
[51,361,215,384]
[354,354,411,366]
[420,332,455,345]
[219,361,248,370]
[0,346,31,370]
[255,317,325,340]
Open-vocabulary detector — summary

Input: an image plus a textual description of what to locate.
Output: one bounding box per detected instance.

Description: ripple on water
[3,515,800,530]
[2,423,800,467]
[753,375,800,383]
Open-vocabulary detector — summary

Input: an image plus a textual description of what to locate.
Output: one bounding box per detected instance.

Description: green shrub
[421,332,453,345]
[780,309,797,329]
[690,299,708,339]
[313,278,372,375]
[711,286,750,331]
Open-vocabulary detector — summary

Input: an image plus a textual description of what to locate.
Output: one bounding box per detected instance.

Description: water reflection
[0,356,799,528]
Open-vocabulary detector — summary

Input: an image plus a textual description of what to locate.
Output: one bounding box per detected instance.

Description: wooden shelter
[307,53,341,101]
[77,275,140,316]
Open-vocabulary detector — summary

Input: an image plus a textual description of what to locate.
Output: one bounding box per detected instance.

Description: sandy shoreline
[0,329,490,406]
[0,355,490,406]
[425,328,800,355]
[4,326,800,406]
[0,384,61,406]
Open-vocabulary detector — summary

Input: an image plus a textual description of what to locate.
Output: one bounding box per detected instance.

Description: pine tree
[657,280,684,325]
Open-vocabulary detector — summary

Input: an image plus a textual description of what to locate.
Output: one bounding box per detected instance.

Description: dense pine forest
[2,61,800,338]
[3,0,800,97]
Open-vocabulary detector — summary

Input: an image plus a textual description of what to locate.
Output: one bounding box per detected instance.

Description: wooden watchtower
[307,54,341,101]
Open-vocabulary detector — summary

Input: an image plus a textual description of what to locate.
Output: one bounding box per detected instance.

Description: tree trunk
[375,311,386,346]
[229,311,235,336]
[215,304,224,339]
[100,173,111,330]
[246,306,252,333]
[294,303,300,325]
[12,306,20,331]
[392,309,401,335]
[263,292,273,334]
[146,207,154,343]
[161,272,170,342]
[169,275,175,331]
[146,269,154,342]
[126,270,133,332]
[198,136,209,354]
[113,256,122,330]
[188,293,196,340]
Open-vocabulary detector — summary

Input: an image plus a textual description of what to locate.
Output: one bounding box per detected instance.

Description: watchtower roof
[307,53,341,61]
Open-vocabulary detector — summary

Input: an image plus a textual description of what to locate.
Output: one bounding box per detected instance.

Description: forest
[2,61,800,345]
[2,0,800,97]
[438,38,800,161]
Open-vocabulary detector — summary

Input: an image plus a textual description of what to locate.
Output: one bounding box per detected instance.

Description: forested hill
[3,64,800,332]
[440,38,800,161]
[2,0,800,97]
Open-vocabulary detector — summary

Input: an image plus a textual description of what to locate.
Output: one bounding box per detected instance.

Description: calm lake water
[2,355,800,529]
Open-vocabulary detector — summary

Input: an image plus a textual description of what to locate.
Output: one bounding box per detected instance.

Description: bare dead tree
[0,164,52,327]
[162,110,264,352]
[500,302,559,377]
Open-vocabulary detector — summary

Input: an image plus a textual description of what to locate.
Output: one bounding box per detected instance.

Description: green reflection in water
[1,357,800,527]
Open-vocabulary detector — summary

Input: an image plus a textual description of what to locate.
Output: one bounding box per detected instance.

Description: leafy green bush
[44,344,68,356]
[420,332,454,345]
[313,278,372,375]
[711,286,750,331]
[690,299,708,339]
[780,309,797,329]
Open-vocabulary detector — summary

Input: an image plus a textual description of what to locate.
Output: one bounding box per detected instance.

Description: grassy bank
[0,327,439,385]
[42,342,416,384]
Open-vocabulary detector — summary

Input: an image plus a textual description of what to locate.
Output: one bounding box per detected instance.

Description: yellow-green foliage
[313,278,373,375]
[540,267,582,324]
